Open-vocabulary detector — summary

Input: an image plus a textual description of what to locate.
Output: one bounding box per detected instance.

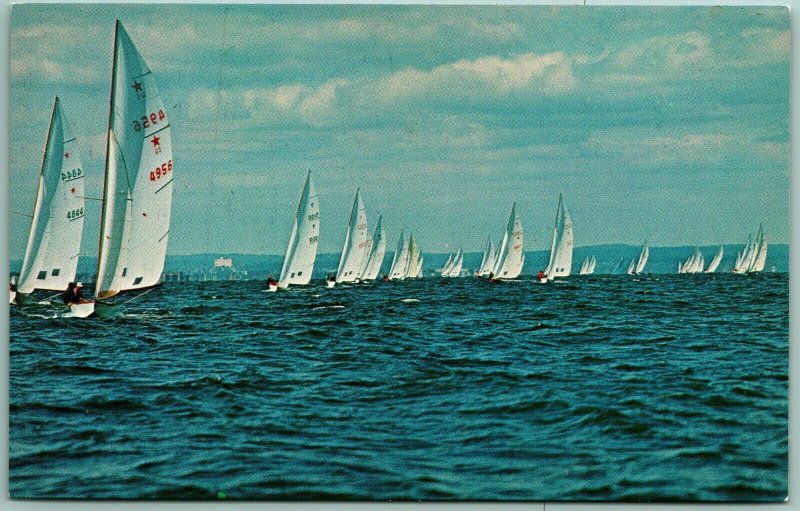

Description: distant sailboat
[678,247,704,274]
[705,246,723,273]
[360,215,386,281]
[492,203,524,280]
[635,242,649,274]
[278,171,320,289]
[335,188,368,284]
[543,194,573,281]
[579,255,596,275]
[734,225,767,274]
[78,21,175,318]
[446,247,464,277]
[626,258,636,275]
[441,253,454,277]
[477,236,496,277]
[406,233,422,278]
[16,97,85,305]
[388,229,409,280]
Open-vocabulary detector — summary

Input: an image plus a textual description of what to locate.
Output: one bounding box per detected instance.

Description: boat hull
[265,283,278,292]
[537,277,549,284]
[10,290,17,305]
[326,280,336,288]
[65,301,95,318]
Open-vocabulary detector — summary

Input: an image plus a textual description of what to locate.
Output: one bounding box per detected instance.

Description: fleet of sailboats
[8,22,779,312]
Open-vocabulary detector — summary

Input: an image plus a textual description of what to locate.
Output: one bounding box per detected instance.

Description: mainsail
[18,97,85,294]
[492,203,524,279]
[447,248,463,277]
[626,258,636,275]
[441,253,454,277]
[335,189,368,283]
[388,230,409,280]
[95,21,174,299]
[278,171,320,288]
[544,194,574,279]
[750,225,767,272]
[361,215,386,280]
[635,242,649,274]
[406,234,421,278]
[477,236,496,276]
[705,246,724,273]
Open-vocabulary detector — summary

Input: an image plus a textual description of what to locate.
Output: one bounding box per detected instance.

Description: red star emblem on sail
[70,187,76,194]
[151,136,160,147]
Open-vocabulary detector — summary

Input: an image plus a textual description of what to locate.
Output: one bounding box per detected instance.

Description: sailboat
[626,259,636,275]
[733,225,767,274]
[476,236,496,277]
[541,194,573,283]
[406,234,422,278]
[445,247,463,277]
[74,21,174,318]
[578,256,596,275]
[679,247,704,274]
[16,97,85,306]
[334,188,368,285]
[704,246,723,273]
[440,253,454,277]
[277,171,320,290]
[360,215,386,281]
[635,242,649,274]
[388,229,409,280]
[491,203,524,280]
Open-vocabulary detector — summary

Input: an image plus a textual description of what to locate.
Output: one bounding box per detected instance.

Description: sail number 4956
[133,110,166,131]
[150,160,173,182]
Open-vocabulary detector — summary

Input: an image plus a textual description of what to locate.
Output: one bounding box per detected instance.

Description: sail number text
[307,212,319,221]
[66,207,84,220]
[132,110,167,132]
[61,167,83,181]
[309,236,319,244]
[150,160,173,182]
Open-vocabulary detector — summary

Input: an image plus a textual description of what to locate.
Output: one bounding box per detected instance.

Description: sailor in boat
[326,274,336,288]
[382,274,389,282]
[537,270,547,283]
[63,282,90,306]
[266,274,278,288]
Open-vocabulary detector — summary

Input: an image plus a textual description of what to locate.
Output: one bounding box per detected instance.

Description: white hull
[265,284,278,292]
[64,301,95,318]
[10,290,17,305]
[326,280,336,288]
[537,277,549,284]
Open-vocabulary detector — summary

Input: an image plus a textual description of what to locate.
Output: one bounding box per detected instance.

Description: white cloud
[614,31,711,71]
[10,57,100,83]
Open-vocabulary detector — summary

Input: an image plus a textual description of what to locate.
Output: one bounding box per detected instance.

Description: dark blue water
[9,274,788,501]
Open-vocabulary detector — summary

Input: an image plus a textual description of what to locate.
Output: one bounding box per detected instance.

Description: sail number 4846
[150,160,173,182]
[132,110,167,131]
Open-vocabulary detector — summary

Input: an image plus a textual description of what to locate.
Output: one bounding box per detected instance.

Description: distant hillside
[9,244,788,281]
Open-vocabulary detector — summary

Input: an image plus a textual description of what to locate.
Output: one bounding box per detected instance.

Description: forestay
[18,97,85,294]
[95,21,174,299]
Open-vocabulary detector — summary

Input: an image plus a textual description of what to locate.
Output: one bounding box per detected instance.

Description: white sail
[416,255,424,278]
[588,256,596,274]
[335,189,368,283]
[278,171,320,288]
[635,242,649,274]
[626,258,636,275]
[361,215,386,281]
[734,234,754,274]
[579,257,588,275]
[733,250,744,273]
[477,236,496,276]
[447,248,463,277]
[705,246,723,273]
[544,194,574,279]
[95,21,174,299]
[405,233,421,278]
[18,98,85,294]
[750,225,767,272]
[441,253,453,277]
[492,203,524,279]
[388,230,409,280]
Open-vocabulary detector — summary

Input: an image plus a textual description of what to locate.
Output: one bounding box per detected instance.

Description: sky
[7,3,790,257]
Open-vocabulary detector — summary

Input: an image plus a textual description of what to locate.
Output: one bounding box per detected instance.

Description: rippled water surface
[9,274,788,500]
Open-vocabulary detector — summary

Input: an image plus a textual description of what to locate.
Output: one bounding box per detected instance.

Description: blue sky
[8,4,790,257]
